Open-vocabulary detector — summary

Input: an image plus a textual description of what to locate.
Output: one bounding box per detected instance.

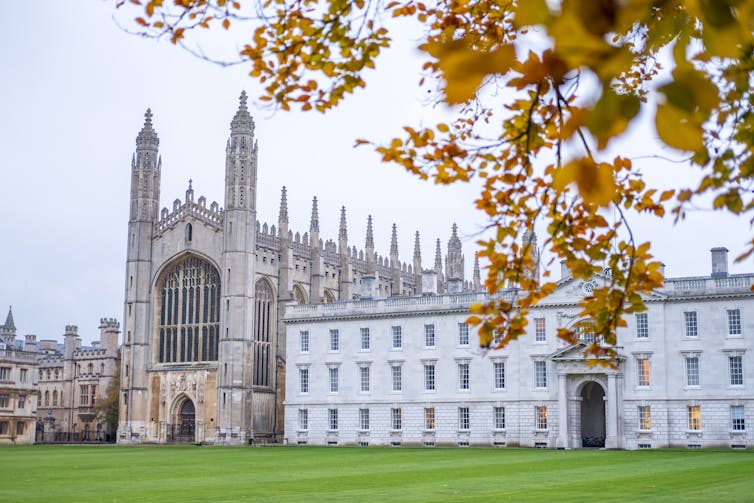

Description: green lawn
[1,446,753,502]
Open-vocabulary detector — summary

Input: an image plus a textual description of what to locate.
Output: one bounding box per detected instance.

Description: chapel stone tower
[217,92,259,442]
[119,110,161,441]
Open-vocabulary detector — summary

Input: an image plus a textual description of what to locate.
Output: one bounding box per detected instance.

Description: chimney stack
[711,247,729,278]
[422,270,439,295]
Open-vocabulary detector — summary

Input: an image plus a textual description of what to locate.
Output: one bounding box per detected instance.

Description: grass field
[1,446,753,502]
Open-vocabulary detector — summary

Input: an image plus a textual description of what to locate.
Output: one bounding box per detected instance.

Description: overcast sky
[1,2,751,344]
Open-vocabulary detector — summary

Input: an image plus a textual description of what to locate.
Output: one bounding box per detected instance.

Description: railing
[285,290,501,318]
[669,275,754,294]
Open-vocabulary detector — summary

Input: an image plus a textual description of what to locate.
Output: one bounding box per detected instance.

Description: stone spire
[390,224,399,257]
[446,222,465,281]
[434,238,443,271]
[339,206,348,242]
[136,108,159,149]
[434,238,445,293]
[278,186,289,224]
[365,215,374,249]
[130,108,161,221]
[473,253,482,290]
[413,231,422,293]
[365,215,375,272]
[185,178,194,202]
[230,90,255,134]
[310,196,320,232]
[3,306,15,332]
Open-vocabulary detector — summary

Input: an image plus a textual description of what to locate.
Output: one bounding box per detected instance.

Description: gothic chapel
[118,93,475,444]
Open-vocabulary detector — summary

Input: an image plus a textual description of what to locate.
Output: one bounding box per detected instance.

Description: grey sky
[0,2,750,343]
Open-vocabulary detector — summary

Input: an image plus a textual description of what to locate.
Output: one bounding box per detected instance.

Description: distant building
[0,308,120,444]
[37,320,120,442]
[284,248,753,449]
[0,308,38,444]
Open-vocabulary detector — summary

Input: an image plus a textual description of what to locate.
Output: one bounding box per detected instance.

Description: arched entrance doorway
[580,381,605,447]
[177,399,196,443]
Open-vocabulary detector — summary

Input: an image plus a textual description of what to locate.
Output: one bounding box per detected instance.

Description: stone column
[556,373,568,449]
[605,373,618,448]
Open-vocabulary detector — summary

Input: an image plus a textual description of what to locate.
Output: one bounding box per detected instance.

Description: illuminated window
[688,406,701,430]
[638,406,651,430]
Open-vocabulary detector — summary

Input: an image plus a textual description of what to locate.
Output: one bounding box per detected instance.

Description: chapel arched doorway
[580,381,606,447]
[177,399,196,443]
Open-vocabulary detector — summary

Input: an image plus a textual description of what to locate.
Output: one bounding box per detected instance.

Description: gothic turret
[218,92,261,441]
[473,253,482,290]
[445,223,465,281]
[225,91,258,211]
[339,206,348,255]
[338,206,352,298]
[122,109,162,440]
[365,215,375,273]
[309,197,323,303]
[390,223,401,295]
[413,231,422,294]
[434,238,445,292]
[279,186,289,226]
[130,109,161,222]
[1,306,16,346]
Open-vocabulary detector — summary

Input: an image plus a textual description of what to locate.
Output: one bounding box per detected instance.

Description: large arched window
[155,255,221,363]
[253,279,274,386]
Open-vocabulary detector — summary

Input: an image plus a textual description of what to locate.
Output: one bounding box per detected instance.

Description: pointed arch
[324,289,336,303]
[153,253,221,363]
[253,278,275,387]
[292,284,308,305]
[170,394,196,443]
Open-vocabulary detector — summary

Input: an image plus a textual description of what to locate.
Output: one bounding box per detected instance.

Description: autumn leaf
[553,158,616,207]
[655,103,703,152]
[422,37,516,105]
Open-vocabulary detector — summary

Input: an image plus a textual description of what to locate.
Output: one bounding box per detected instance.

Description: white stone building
[284,248,753,449]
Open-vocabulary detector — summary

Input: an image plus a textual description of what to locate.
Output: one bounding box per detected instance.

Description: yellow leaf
[422,37,516,105]
[584,87,640,150]
[514,0,549,27]
[655,103,703,152]
[553,158,615,207]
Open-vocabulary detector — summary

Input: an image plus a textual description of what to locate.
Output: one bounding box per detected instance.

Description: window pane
[360,328,370,350]
[494,361,505,390]
[535,318,546,342]
[684,312,698,337]
[686,357,699,386]
[688,406,701,430]
[730,356,744,385]
[425,408,435,430]
[639,406,651,430]
[424,324,435,347]
[727,309,742,335]
[494,406,505,429]
[424,365,435,391]
[458,323,469,346]
[636,313,649,338]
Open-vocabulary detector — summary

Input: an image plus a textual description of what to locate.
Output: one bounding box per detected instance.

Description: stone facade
[0,309,38,444]
[118,94,475,445]
[284,250,754,449]
[37,319,120,442]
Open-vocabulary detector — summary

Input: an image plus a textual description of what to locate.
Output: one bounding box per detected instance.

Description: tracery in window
[292,284,307,305]
[155,255,221,363]
[253,279,274,386]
